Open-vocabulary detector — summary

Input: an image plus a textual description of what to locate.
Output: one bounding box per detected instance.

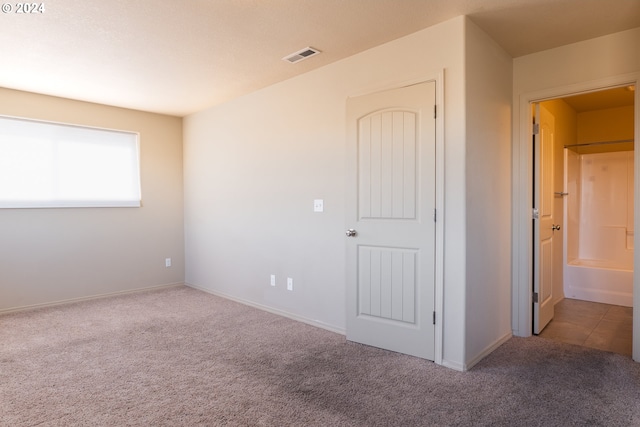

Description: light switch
[313,199,324,212]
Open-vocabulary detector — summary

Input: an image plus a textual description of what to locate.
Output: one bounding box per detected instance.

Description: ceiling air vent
[282,47,321,64]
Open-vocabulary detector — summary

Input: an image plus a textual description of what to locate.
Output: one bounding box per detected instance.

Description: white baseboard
[0,282,184,315]
[464,331,513,371]
[441,359,465,372]
[565,287,633,307]
[185,282,346,335]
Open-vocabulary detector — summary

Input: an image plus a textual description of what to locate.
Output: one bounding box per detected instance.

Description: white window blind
[0,116,141,208]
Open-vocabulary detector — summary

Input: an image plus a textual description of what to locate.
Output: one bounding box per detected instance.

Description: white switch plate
[287,277,293,291]
[270,274,276,287]
[313,199,324,212]
[165,258,172,267]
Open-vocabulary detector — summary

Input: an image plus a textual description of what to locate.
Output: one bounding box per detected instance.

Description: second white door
[533,103,556,334]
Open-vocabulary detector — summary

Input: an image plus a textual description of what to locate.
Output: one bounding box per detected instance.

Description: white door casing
[346,81,436,360]
[533,103,555,334]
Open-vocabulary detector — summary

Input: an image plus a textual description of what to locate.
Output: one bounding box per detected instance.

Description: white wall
[463,19,513,366]
[512,27,640,361]
[513,28,640,95]
[184,16,469,367]
[0,88,185,311]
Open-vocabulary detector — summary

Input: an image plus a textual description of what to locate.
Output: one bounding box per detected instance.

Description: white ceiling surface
[1,0,639,117]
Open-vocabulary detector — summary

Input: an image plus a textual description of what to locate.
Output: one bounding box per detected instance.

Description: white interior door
[346,81,436,360]
[533,103,556,334]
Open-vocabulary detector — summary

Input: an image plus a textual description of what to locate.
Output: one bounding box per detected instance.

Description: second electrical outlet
[287,278,293,291]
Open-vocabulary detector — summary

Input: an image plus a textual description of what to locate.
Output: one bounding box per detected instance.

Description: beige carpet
[1,285,639,426]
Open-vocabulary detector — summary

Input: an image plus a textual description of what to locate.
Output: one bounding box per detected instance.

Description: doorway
[532,86,635,356]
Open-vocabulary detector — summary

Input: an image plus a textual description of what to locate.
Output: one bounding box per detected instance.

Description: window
[0,116,140,208]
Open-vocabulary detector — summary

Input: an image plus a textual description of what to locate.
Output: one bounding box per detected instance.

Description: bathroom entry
[533,86,636,350]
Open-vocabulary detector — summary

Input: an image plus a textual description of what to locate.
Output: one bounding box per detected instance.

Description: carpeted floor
[1,285,639,426]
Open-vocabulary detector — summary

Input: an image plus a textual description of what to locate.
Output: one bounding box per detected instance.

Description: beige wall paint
[514,28,640,95]
[0,88,184,311]
[464,19,513,365]
[185,16,472,368]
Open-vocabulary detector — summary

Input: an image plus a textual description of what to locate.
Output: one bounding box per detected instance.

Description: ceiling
[0,0,639,117]
[562,86,636,113]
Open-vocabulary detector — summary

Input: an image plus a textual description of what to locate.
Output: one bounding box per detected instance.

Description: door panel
[359,111,417,219]
[358,246,417,322]
[534,103,555,334]
[346,81,436,360]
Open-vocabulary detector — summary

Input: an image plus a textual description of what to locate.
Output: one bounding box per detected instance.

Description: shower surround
[564,149,634,307]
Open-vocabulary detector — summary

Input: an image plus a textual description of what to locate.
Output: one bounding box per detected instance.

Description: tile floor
[538,298,633,356]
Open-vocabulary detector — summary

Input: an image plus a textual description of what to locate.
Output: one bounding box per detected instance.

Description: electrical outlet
[165,258,172,268]
[270,274,276,287]
[313,199,324,212]
[287,277,293,291]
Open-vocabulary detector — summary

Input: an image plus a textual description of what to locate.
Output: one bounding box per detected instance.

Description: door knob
[345,229,358,237]
[552,224,561,231]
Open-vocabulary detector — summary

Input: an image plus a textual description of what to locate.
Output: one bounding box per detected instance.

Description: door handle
[552,224,561,231]
[345,229,358,237]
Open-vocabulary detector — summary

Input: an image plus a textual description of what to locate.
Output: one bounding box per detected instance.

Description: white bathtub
[564,259,633,307]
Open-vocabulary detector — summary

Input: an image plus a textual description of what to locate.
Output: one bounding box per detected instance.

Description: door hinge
[433,311,436,325]
[533,123,540,135]
[532,208,540,220]
[433,209,437,222]
[434,105,437,119]
[533,292,539,304]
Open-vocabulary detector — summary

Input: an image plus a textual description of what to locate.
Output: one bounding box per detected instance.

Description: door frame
[346,71,445,365]
[512,72,640,362]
